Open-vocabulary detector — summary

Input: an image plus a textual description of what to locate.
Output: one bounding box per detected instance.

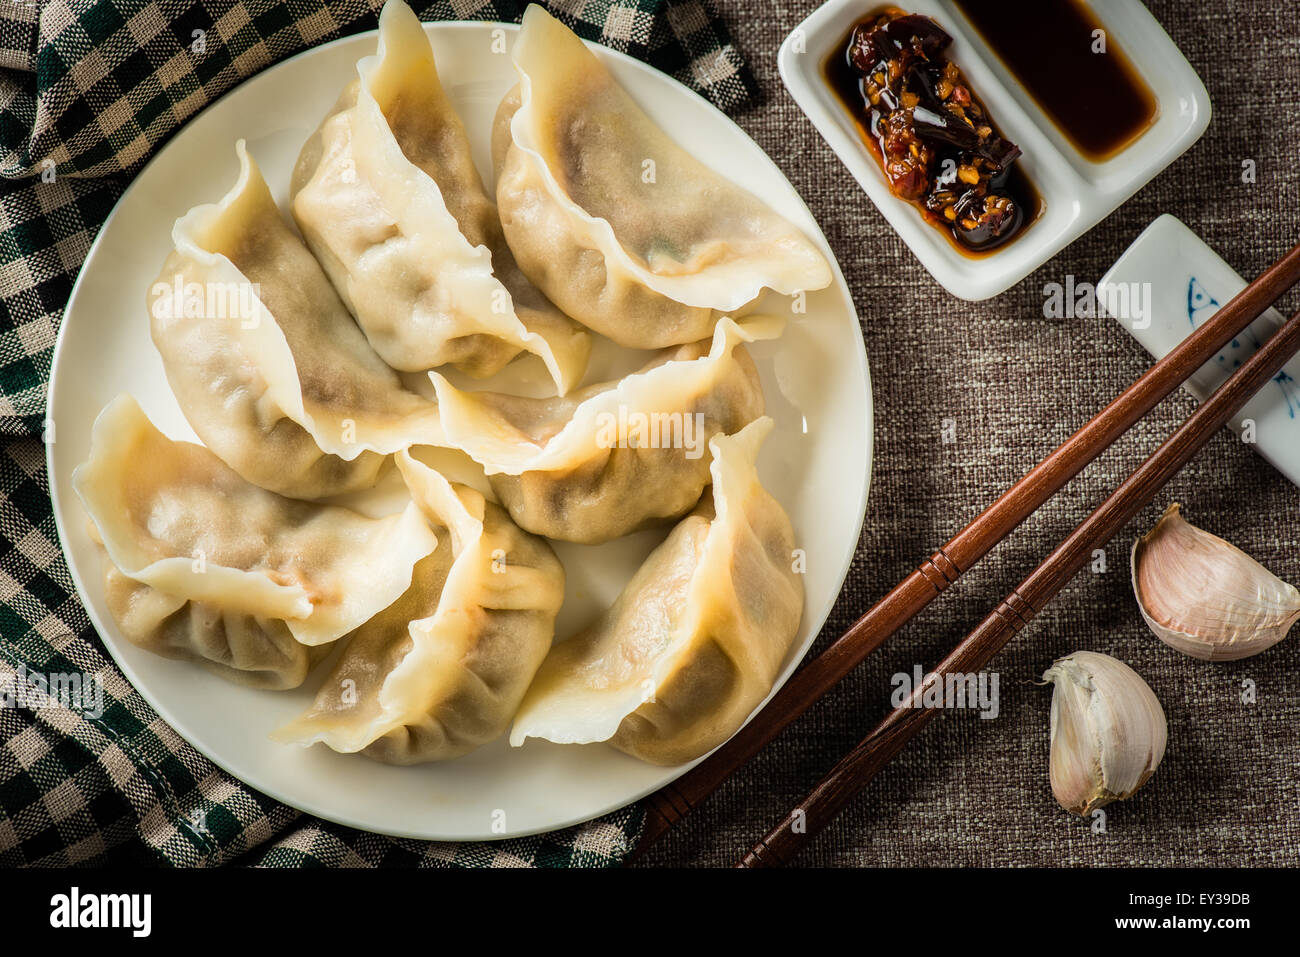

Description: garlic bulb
[1131,503,1300,661]
[1043,651,1167,816]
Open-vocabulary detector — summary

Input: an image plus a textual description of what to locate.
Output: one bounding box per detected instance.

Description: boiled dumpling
[149,140,442,500]
[510,418,804,765]
[73,395,437,688]
[98,564,329,691]
[275,450,565,764]
[291,0,589,393]
[493,5,832,349]
[431,316,774,544]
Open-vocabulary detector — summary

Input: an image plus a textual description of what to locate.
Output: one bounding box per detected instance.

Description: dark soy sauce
[952,0,1157,160]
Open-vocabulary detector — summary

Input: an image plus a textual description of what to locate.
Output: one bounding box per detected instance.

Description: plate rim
[46,18,875,841]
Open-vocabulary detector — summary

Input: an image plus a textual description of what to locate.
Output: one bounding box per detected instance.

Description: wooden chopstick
[630,242,1300,859]
[737,298,1300,867]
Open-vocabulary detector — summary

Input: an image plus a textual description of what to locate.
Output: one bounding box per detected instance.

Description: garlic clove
[1131,503,1300,662]
[1043,651,1167,816]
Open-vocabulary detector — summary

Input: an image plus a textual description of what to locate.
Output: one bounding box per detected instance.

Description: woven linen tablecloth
[5,0,1300,869]
[0,0,752,868]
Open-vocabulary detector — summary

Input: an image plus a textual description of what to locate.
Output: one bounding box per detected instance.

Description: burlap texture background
[637,0,1300,867]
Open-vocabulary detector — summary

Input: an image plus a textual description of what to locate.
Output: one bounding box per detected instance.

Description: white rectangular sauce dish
[779,0,1211,300]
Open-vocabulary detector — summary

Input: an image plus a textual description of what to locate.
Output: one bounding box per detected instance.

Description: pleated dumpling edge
[72,395,439,684]
[290,0,590,394]
[495,4,833,349]
[151,139,445,500]
[429,315,779,544]
[508,416,805,766]
[273,449,566,764]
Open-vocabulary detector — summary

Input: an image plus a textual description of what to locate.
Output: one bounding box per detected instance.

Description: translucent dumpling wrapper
[97,564,330,691]
[73,396,437,688]
[290,0,589,393]
[275,450,565,764]
[149,140,443,500]
[510,417,805,766]
[431,316,775,544]
[493,5,833,349]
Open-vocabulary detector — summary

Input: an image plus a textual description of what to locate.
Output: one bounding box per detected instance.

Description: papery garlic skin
[1132,503,1300,662]
[1043,651,1167,816]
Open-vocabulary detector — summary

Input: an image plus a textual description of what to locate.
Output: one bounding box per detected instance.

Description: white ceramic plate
[46,22,873,841]
[779,0,1210,300]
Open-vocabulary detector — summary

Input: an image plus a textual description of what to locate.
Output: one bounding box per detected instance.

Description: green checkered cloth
[0,0,754,867]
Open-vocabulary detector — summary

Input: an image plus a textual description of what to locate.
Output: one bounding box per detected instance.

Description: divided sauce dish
[779,0,1211,300]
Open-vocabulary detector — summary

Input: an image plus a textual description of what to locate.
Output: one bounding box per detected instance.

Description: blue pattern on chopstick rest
[1187,276,1300,417]
[1100,213,1300,489]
